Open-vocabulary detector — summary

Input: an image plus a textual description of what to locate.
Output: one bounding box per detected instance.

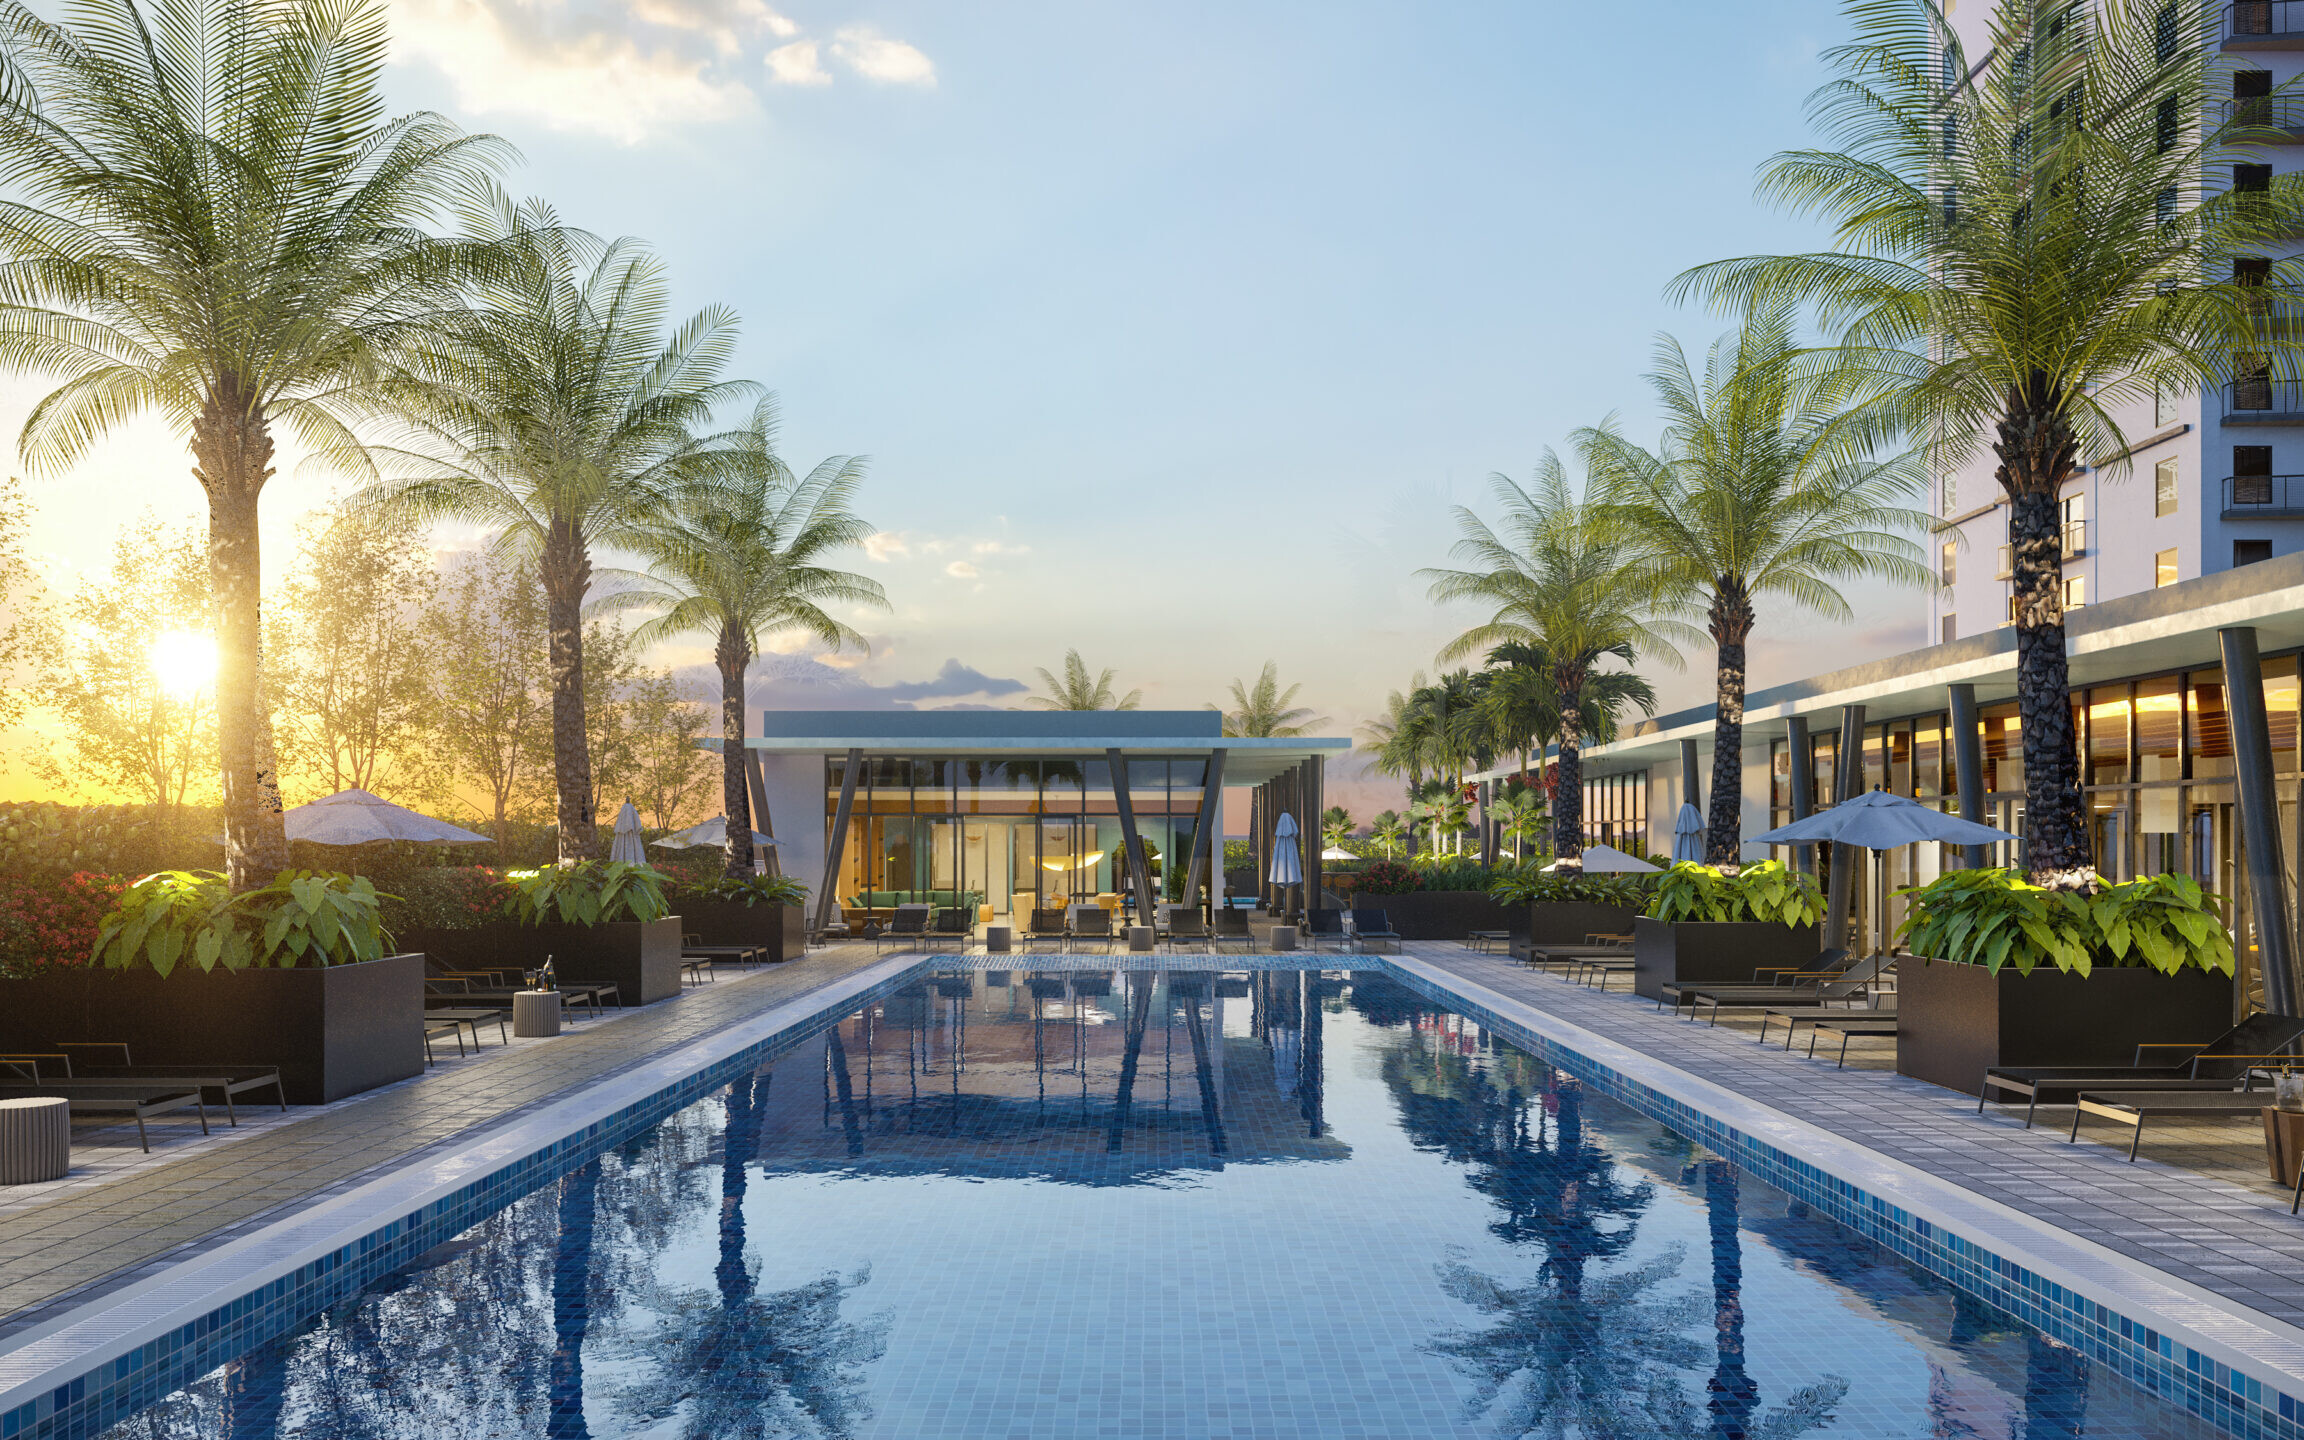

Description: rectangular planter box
[1896,957,2236,1096]
[1349,890,1522,941]
[1527,902,1642,947]
[527,917,684,1006]
[1631,915,1823,1002]
[392,920,533,975]
[0,951,424,1105]
[674,899,803,961]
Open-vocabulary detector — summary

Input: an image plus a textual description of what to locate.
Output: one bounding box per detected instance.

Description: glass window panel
[1888,724,1913,795]
[2136,677,2182,815]
[1912,718,1943,798]
[1812,735,1837,808]
[2190,669,2234,779]
[1770,741,1788,811]
[1863,727,1887,793]
[2267,660,2300,776]
[2087,688,2131,787]
[1081,758,1118,816]
[1039,759,1084,815]
[1981,703,2023,795]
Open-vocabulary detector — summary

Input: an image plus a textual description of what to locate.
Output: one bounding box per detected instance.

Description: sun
[147,631,217,700]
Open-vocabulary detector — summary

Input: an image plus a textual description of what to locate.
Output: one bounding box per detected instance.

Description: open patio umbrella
[282,788,490,846]
[608,802,647,864]
[1542,843,1660,874]
[1749,789,2016,850]
[651,816,775,850]
[1671,803,1704,863]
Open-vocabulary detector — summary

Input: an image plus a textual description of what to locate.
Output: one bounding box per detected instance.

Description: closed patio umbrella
[1672,803,1704,863]
[650,815,775,850]
[609,802,646,864]
[1749,790,2016,850]
[283,789,489,846]
[1270,813,1303,887]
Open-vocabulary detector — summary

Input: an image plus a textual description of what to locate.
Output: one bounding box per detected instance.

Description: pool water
[97,968,2239,1439]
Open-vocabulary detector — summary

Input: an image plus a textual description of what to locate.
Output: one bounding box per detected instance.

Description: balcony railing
[2223,472,2304,515]
[2224,376,2304,420]
[2229,1,2304,44]
[2221,95,2304,136]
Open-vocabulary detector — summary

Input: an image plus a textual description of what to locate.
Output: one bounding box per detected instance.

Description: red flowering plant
[0,871,129,977]
[1354,859,1420,895]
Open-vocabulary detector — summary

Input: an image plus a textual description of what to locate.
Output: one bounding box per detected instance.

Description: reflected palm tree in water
[617,1072,890,1439]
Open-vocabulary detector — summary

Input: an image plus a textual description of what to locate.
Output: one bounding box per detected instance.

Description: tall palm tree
[598,399,887,877]
[368,190,747,860]
[1673,0,2304,884]
[1360,674,1428,856]
[0,0,513,888]
[1423,453,1687,869]
[1585,298,1930,865]
[1211,661,1325,737]
[1369,809,1407,858]
[1026,648,1141,710]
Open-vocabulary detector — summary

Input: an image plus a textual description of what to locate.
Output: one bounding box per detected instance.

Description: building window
[2063,575,2085,609]
[2156,92,2179,152]
[2060,492,2085,556]
[2006,592,2020,626]
[1942,473,1958,517]
[2237,539,2275,567]
[2155,382,2178,429]
[2156,547,2179,587]
[2238,164,2273,194]
[2235,444,2275,506]
[1942,615,1958,644]
[2155,457,2179,516]
[1940,540,1957,586]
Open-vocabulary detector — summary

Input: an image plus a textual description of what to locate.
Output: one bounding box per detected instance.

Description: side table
[2264,1106,2304,1186]
[1127,925,1155,953]
[513,989,563,1039]
[1270,925,1300,952]
[0,1096,70,1184]
[984,924,1013,954]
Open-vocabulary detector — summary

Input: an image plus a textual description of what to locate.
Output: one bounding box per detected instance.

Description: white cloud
[862,531,911,562]
[765,39,829,86]
[830,25,936,86]
[944,560,979,579]
[971,539,1029,556]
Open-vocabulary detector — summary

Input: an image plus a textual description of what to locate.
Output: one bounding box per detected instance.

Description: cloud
[765,39,829,86]
[829,25,936,86]
[882,659,1025,701]
[971,539,1029,556]
[944,560,979,579]
[731,653,1025,710]
[862,531,911,562]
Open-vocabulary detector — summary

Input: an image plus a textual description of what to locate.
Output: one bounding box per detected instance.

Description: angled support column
[1823,706,1865,956]
[1184,749,1228,911]
[2221,628,2300,1017]
[1680,737,1702,814]
[1947,684,1990,871]
[1107,748,1158,921]
[1785,716,1815,877]
[814,748,863,936]
[743,749,780,877]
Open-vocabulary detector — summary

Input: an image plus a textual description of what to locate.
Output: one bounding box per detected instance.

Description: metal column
[1947,683,1990,871]
[2220,628,2300,1016]
[814,747,864,936]
[1305,758,1325,916]
[1785,715,1814,877]
[1184,748,1228,911]
[1823,706,1865,957]
[743,749,780,877]
[1680,737,1702,814]
[1107,748,1159,923]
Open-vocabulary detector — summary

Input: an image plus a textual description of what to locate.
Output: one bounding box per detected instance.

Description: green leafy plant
[1413,856,1498,893]
[1896,868,2233,977]
[1645,860,1823,929]
[92,869,391,975]
[503,861,671,927]
[1487,868,1651,908]
[377,866,507,933]
[678,873,809,908]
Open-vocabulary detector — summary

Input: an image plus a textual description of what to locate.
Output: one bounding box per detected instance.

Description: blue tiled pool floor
[83,970,2249,1439]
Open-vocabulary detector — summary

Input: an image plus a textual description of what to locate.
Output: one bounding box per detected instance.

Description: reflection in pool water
[98,970,2237,1439]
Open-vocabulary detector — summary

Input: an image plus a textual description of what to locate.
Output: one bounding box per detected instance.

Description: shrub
[674,873,809,908]
[0,871,128,977]
[91,869,393,975]
[1896,868,2234,977]
[378,866,508,933]
[503,861,671,927]
[1413,856,1499,892]
[1354,858,1419,895]
[1646,861,1824,929]
[1487,867,1652,908]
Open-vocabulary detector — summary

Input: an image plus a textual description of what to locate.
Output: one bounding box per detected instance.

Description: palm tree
[1211,661,1326,737]
[1673,0,2304,884]
[598,399,887,877]
[368,190,747,860]
[1320,805,1355,852]
[1026,648,1141,710]
[1584,298,1931,865]
[1360,675,1428,856]
[0,0,513,888]
[1369,809,1407,858]
[1423,453,1686,869]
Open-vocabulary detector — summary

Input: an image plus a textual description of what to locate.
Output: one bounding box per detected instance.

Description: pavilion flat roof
[743,710,1350,786]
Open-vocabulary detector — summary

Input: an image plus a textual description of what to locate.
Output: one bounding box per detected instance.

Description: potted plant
[669,872,809,961]
[1631,861,1824,1002]
[1894,870,2236,1094]
[1487,868,1651,950]
[1351,856,1520,940]
[503,861,683,1005]
[0,869,423,1104]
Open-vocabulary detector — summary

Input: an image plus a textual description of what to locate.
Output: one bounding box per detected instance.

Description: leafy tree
[0,0,514,887]
[601,399,885,874]
[1423,453,1683,869]
[420,551,551,849]
[1026,648,1141,710]
[1584,298,1929,865]
[1211,661,1325,737]
[1672,0,2304,883]
[0,479,51,744]
[621,670,714,832]
[367,189,746,861]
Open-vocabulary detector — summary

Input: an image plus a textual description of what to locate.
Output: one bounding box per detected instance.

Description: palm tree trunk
[1554,692,1585,868]
[542,517,599,862]
[1704,1159,1758,1439]
[549,1158,599,1438]
[191,382,289,891]
[1707,584,1754,868]
[716,628,754,879]
[1996,391,2090,885]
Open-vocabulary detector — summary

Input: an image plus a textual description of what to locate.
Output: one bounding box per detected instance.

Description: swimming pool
[79,967,2244,1439]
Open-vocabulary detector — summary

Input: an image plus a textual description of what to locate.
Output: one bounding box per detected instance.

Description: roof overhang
[738,734,1351,787]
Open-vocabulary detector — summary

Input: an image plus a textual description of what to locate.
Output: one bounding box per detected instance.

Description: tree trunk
[1554,691,1585,869]
[717,627,754,879]
[191,378,289,892]
[542,517,599,862]
[1707,582,1755,868]
[1704,1160,1758,1439]
[1995,388,2090,885]
[549,1159,598,1438]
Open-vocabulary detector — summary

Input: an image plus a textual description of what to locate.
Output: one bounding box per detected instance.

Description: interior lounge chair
[1069,906,1116,950]
[925,907,975,948]
[1976,1012,2304,1124]
[874,905,933,952]
[0,1059,209,1153]
[1351,908,1401,953]
[1165,912,1213,952]
[1024,907,1071,950]
[1305,908,1347,950]
[1212,909,1254,950]
[39,1042,285,1124]
[1666,953,1889,1023]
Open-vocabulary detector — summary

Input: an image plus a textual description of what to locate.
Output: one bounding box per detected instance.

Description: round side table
[1270,925,1301,953]
[0,1096,70,1184]
[512,989,563,1039]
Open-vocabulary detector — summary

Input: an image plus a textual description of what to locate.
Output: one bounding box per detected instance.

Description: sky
[6,0,1931,818]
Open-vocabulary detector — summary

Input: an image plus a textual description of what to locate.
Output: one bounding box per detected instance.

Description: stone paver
[0,943,886,1340]
[1406,943,2304,1331]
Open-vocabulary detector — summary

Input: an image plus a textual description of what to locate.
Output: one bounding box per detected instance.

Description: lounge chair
[1523,943,1630,972]
[1756,1003,1897,1051]
[682,934,766,967]
[1661,952,1882,1019]
[36,1043,285,1124]
[1977,1012,2304,1124]
[1069,907,1116,950]
[1351,908,1401,953]
[1024,907,1071,950]
[1165,912,1214,952]
[1212,908,1254,950]
[873,906,932,952]
[0,1060,210,1153]
[1807,1016,1902,1067]
[423,977,609,1021]
[1305,908,1347,950]
[925,907,975,948]
[424,1008,510,1048]
[2070,1086,2276,1160]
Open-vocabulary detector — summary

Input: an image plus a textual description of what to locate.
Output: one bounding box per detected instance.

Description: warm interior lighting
[147,631,216,700]
[1041,850,1107,872]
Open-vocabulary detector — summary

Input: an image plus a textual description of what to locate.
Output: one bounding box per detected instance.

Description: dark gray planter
[1896,957,2236,1096]
[673,899,804,961]
[1348,890,1521,941]
[0,951,424,1105]
[1631,915,1823,1002]
[525,917,684,1005]
[392,920,531,974]
[1527,902,1642,947]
